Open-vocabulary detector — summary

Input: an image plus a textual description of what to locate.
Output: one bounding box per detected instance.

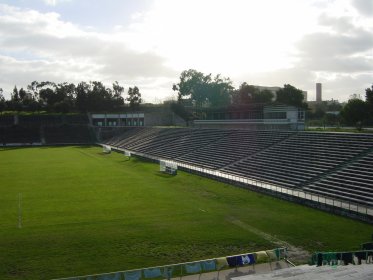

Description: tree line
[172,69,307,108]
[1,70,371,128]
[172,69,373,128]
[0,81,142,113]
[340,86,373,127]
[306,86,373,129]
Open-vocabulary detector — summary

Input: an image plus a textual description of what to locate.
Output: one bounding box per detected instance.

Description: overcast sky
[0,0,372,102]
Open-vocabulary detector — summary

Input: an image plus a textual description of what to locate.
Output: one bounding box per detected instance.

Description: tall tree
[232,83,274,104]
[127,86,142,111]
[232,83,257,104]
[76,82,90,112]
[340,96,369,129]
[172,69,205,102]
[38,82,61,110]
[254,89,274,103]
[8,86,22,111]
[53,83,76,112]
[173,69,233,107]
[365,85,373,122]
[0,88,5,112]
[89,81,112,112]
[27,81,39,100]
[206,74,233,107]
[276,84,305,107]
[18,87,35,109]
[112,81,125,109]
[11,86,20,103]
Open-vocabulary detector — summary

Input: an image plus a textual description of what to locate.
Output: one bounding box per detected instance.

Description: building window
[298,110,305,120]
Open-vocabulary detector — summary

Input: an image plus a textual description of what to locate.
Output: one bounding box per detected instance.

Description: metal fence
[53,248,288,280]
[310,249,373,266]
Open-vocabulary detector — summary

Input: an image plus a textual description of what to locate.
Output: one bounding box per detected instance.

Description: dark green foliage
[0,88,5,112]
[75,81,125,112]
[127,86,142,111]
[276,84,306,107]
[340,97,370,128]
[1,80,125,113]
[365,85,373,123]
[112,81,125,110]
[231,83,274,104]
[173,69,233,107]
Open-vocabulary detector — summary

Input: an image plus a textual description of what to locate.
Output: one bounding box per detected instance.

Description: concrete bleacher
[177,130,294,169]
[102,128,373,208]
[117,128,196,156]
[303,151,373,207]
[0,125,41,145]
[0,115,14,126]
[0,114,92,146]
[223,132,373,188]
[18,114,89,126]
[44,125,93,144]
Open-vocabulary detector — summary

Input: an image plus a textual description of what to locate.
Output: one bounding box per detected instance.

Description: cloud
[296,30,373,73]
[317,14,356,33]
[0,1,372,103]
[43,0,71,7]
[298,31,373,57]
[313,73,373,101]
[288,11,373,101]
[352,0,373,16]
[295,12,373,73]
[234,8,373,102]
[0,4,176,101]
[236,67,372,102]
[120,0,315,75]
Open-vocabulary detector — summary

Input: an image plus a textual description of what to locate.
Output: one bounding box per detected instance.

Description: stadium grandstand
[101,127,373,223]
[1,112,372,222]
[0,113,94,145]
[1,113,373,280]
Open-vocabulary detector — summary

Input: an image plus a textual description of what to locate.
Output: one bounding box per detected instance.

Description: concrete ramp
[231,264,373,280]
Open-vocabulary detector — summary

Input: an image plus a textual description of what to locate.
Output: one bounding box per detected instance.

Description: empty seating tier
[303,151,373,207]
[0,125,40,144]
[102,128,373,206]
[44,125,93,144]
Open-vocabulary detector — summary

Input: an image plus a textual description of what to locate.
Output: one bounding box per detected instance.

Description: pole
[18,193,22,229]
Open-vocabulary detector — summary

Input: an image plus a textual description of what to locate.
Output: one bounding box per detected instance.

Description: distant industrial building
[316,83,322,102]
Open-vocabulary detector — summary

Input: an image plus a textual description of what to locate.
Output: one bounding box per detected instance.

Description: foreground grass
[0,146,371,279]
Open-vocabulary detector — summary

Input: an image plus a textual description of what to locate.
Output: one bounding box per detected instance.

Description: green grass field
[0,146,372,280]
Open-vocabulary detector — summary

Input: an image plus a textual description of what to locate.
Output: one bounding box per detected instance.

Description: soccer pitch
[0,146,371,279]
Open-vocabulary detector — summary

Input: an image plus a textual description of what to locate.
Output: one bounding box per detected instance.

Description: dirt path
[229,218,311,264]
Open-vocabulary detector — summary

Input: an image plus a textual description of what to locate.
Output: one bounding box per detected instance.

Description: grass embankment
[0,146,371,279]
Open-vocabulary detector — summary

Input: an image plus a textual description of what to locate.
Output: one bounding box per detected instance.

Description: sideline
[229,218,310,264]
